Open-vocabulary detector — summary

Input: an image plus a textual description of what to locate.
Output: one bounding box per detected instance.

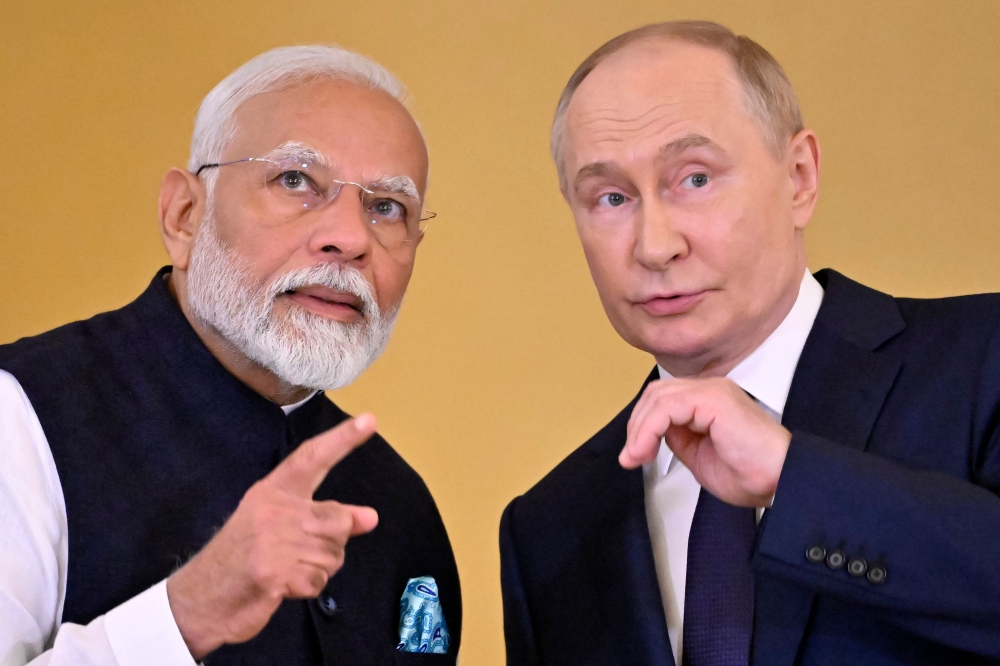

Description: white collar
[652,269,824,477]
[281,391,319,415]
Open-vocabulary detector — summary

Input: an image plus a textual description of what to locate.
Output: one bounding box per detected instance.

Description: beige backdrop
[2,0,999,662]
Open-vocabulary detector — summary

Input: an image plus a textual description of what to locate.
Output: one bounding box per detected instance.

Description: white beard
[186,216,398,391]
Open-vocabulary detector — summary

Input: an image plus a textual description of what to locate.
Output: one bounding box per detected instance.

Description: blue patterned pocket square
[396,576,450,654]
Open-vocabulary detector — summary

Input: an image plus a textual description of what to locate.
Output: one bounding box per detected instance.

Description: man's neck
[166,271,315,406]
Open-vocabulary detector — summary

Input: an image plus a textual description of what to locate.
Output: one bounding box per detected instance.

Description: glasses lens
[250,156,429,249]
[361,190,426,247]
[261,158,330,216]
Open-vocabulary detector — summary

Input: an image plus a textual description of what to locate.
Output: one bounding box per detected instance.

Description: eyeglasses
[195,155,435,249]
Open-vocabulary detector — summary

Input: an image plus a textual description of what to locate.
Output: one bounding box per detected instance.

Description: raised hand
[167,414,380,659]
[620,378,792,507]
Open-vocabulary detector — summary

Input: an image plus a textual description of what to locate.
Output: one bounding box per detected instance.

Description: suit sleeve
[754,429,1000,657]
[500,498,542,666]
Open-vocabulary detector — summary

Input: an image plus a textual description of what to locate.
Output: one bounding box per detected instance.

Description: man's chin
[621,324,719,373]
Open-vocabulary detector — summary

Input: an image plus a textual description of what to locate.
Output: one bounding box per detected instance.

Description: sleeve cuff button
[805,545,826,563]
[867,565,887,585]
[825,549,846,570]
[847,558,868,577]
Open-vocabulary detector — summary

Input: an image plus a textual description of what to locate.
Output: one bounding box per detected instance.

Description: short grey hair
[550,21,804,190]
[188,45,409,178]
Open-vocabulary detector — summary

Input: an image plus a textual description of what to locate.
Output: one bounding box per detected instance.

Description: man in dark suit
[0,46,459,664]
[500,20,1000,665]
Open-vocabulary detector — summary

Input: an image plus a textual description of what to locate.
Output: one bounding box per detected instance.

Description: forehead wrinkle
[585,115,693,151]
[572,76,729,138]
[574,103,705,149]
[575,102,685,132]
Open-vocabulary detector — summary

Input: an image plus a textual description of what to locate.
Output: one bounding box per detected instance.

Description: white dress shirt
[0,369,314,666]
[643,269,824,666]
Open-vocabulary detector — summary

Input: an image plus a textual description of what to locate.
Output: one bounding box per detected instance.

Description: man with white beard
[0,46,461,665]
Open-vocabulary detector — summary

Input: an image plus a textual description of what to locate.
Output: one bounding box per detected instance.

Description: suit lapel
[586,368,675,666]
[591,467,676,666]
[752,270,904,666]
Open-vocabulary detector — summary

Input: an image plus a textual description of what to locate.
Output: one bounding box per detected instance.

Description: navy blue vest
[0,268,461,665]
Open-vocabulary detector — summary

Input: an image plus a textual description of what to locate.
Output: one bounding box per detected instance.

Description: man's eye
[278,171,309,191]
[370,199,406,221]
[599,192,627,207]
[684,173,710,188]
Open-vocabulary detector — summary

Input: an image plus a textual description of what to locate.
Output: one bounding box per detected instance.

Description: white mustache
[267,264,379,319]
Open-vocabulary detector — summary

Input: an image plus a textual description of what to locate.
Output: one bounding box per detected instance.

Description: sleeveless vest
[0,268,461,665]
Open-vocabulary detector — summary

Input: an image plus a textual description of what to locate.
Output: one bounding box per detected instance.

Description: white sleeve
[0,370,197,666]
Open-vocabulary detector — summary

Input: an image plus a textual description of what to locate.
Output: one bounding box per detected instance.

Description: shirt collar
[652,269,824,477]
[282,392,319,415]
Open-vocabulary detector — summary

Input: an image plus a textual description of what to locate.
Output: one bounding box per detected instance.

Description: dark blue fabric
[0,268,461,665]
[682,489,756,666]
[500,269,1000,666]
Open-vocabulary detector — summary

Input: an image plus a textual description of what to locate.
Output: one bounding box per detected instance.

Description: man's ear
[158,168,207,272]
[786,129,821,231]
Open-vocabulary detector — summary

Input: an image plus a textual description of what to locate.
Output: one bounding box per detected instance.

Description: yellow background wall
[2,1,998,662]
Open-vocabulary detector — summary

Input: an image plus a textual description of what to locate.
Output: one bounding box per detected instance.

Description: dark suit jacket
[500,269,1000,665]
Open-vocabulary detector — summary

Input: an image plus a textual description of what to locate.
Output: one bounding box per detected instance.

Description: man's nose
[306,186,374,266]
[634,199,689,270]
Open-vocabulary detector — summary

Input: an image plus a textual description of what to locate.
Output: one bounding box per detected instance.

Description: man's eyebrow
[571,135,720,192]
[258,144,421,199]
[572,162,620,193]
[262,141,333,168]
[658,134,718,158]
[368,175,421,200]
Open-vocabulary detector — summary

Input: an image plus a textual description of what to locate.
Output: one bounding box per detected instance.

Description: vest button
[317,593,338,617]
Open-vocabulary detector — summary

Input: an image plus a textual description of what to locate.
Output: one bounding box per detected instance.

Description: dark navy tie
[682,487,757,666]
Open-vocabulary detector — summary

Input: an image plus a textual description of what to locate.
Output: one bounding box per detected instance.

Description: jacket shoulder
[815,269,1000,351]
[505,395,636,537]
[895,291,1000,330]
[0,305,133,373]
[890,292,1000,373]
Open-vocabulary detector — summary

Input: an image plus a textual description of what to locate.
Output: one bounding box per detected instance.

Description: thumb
[348,505,379,536]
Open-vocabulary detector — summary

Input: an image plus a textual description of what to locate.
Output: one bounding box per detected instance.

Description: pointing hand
[167,414,379,659]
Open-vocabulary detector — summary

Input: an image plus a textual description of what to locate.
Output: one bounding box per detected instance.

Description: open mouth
[282,286,365,318]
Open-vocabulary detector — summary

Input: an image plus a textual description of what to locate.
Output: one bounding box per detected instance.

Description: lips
[636,290,708,316]
[282,285,365,319]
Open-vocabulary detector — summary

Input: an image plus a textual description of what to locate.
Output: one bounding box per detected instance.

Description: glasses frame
[195,157,437,242]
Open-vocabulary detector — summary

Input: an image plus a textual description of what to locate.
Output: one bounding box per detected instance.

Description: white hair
[186,213,398,391]
[187,45,409,176]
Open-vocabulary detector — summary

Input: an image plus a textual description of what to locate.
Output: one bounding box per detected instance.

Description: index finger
[269,413,377,496]
[620,388,698,469]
